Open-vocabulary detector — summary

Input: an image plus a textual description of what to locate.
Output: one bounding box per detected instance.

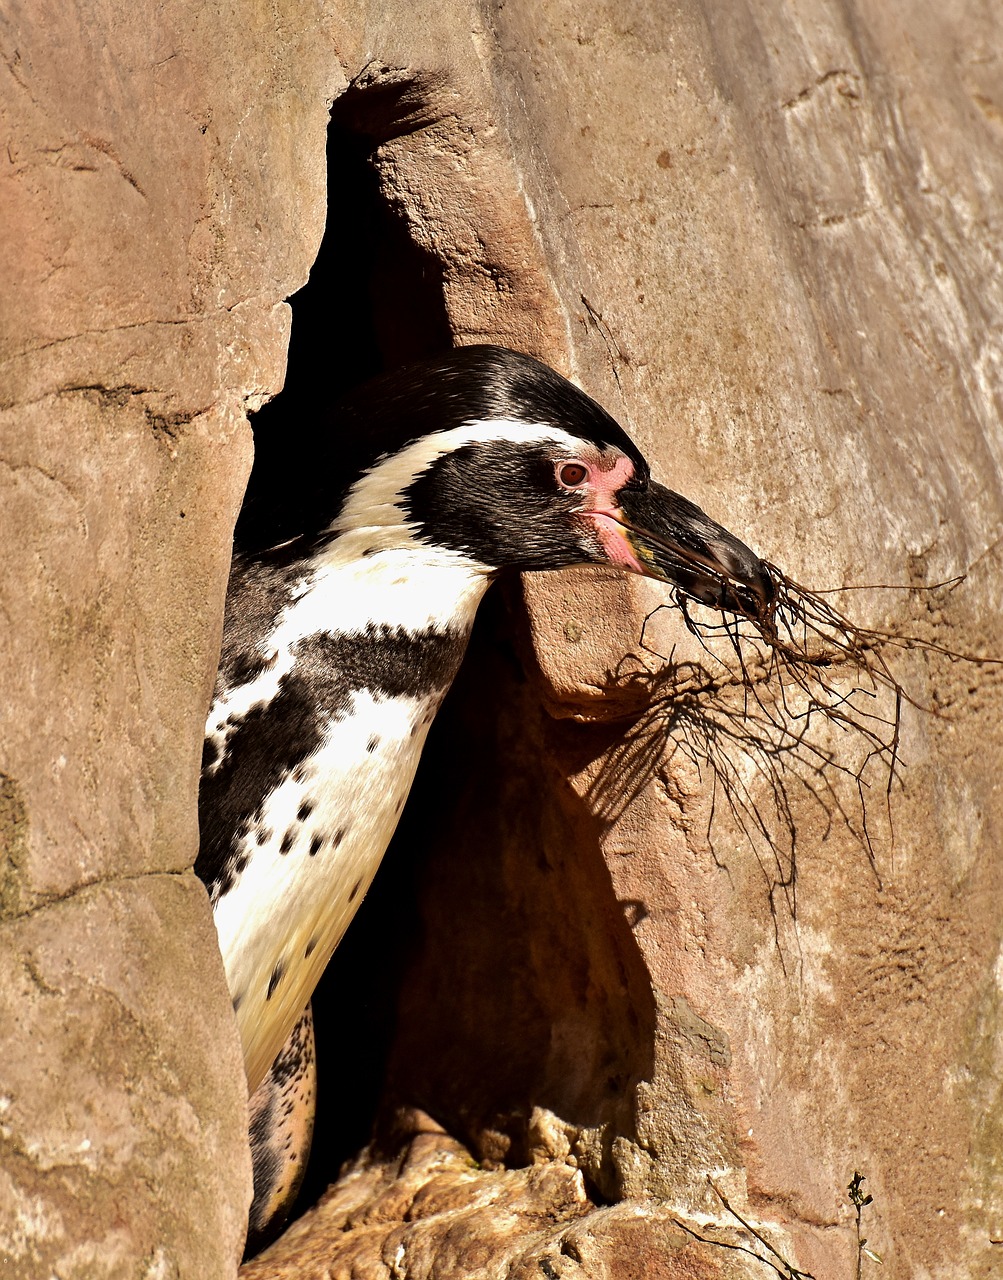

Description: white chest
[212,685,441,1092]
[200,542,493,1093]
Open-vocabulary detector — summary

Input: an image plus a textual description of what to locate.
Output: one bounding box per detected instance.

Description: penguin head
[324,345,773,619]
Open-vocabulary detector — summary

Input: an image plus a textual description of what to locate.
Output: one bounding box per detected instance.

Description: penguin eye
[557,461,590,488]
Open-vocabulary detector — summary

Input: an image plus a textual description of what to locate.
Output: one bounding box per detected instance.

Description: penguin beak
[612,480,775,620]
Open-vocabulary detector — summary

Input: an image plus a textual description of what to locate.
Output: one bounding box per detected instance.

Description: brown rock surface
[1,0,339,1273]
[477,6,1003,1277]
[0,877,243,1276]
[241,1117,771,1279]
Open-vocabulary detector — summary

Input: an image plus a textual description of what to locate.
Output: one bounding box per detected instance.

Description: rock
[0,877,246,1278]
[1,0,340,1271]
[241,1121,771,1279]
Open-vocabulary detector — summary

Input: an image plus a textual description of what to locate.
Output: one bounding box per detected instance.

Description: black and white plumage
[195,344,771,1238]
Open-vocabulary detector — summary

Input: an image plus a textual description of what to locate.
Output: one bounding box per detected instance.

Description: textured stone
[478,5,1003,1277]
[5,0,1003,1276]
[0,0,341,1271]
[241,1121,770,1279]
[325,6,570,365]
[0,876,245,1278]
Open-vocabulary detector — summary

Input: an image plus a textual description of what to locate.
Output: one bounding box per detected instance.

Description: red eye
[558,461,590,487]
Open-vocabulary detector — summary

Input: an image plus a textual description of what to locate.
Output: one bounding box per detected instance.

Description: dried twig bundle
[589,559,992,946]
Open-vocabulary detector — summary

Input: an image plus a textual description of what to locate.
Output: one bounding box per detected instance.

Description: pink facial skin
[589,512,648,574]
[557,451,649,575]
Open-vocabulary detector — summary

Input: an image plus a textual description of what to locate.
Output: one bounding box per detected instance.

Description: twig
[708,1178,815,1280]
[591,565,1000,953]
[848,1171,880,1276]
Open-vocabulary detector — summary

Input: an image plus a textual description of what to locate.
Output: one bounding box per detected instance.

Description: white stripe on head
[330,418,587,536]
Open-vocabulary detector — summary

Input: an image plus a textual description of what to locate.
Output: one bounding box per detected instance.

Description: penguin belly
[211,685,442,1094]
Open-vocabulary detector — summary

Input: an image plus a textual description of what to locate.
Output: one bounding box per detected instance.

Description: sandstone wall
[0,1,338,1274]
[3,1,1002,1278]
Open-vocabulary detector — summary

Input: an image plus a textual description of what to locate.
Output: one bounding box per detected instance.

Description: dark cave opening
[234,107,451,556]
[234,79,657,1253]
[234,100,457,1224]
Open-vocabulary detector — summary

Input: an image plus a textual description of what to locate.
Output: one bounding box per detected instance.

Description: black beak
[618,481,774,621]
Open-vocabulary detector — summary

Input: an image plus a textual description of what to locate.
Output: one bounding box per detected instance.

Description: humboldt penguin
[195,344,771,1246]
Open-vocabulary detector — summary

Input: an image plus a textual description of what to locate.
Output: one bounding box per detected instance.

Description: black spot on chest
[195,623,467,899]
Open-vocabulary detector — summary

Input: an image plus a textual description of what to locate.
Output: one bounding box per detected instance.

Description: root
[589,563,998,946]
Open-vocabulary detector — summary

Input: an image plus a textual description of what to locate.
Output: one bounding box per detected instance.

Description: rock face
[4,0,1003,1278]
[1,0,338,1274]
[240,1112,771,1280]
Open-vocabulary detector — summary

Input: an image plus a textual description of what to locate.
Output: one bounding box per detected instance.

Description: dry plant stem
[708,1178,815,1280]
[847,1172,874,1280]
[669,1217,812,1280]
[668,1177,815,1280]
[593,562,998,956]
[580,293,627,396]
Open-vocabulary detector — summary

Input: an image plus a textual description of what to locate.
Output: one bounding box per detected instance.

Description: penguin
[194,344,772,1247]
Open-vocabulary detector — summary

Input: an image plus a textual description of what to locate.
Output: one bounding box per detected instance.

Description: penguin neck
[307,526,496,640]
